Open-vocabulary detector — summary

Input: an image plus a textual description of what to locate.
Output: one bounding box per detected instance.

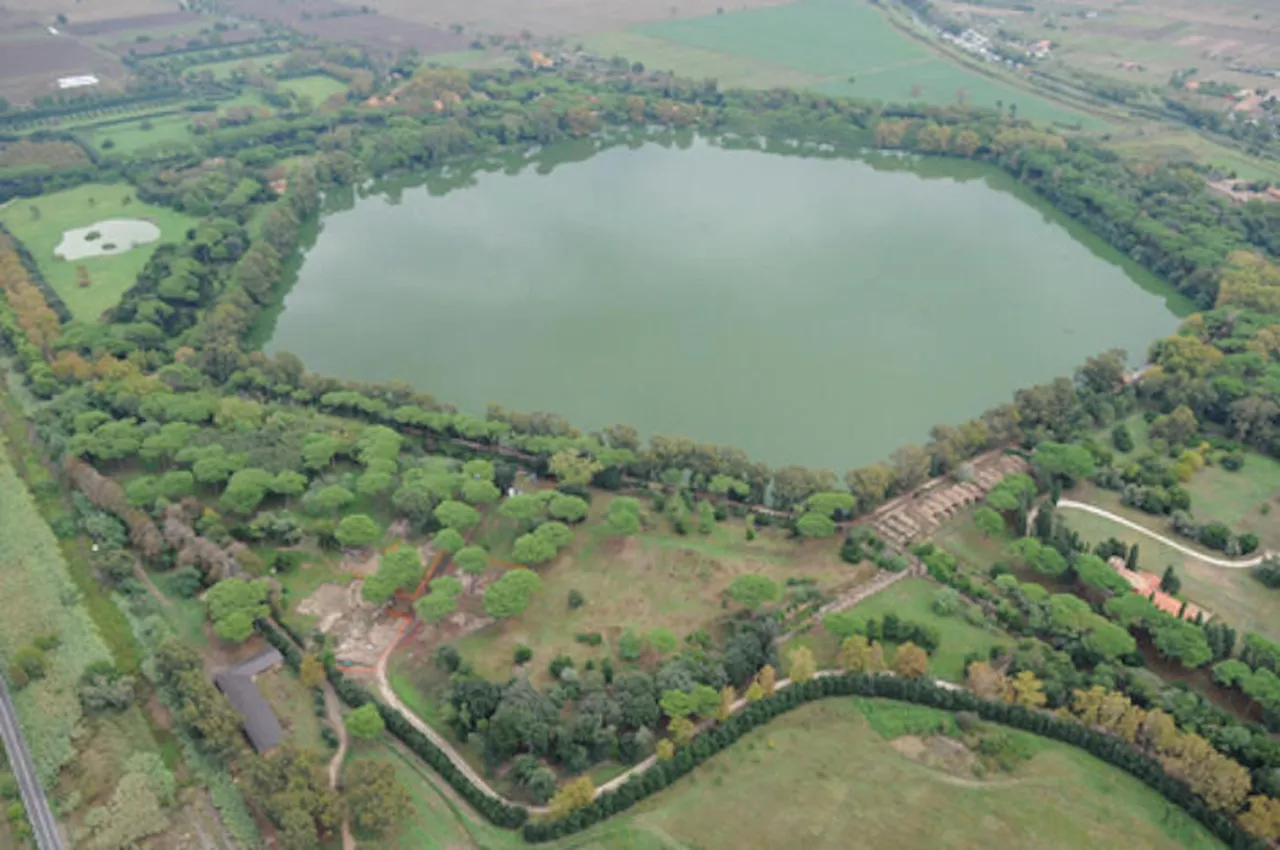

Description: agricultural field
[611,0,1101,126]
[183,54,283,81]
[0,182,196,321]
[788,577,1010,681]
[1105,129,1280,182]
[552,698,1224,850]
[278,74,349,103]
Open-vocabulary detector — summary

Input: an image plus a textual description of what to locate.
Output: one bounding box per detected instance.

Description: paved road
[0,676,64,850]
[1055,500,1274,568]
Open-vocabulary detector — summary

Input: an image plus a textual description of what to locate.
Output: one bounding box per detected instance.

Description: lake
[263,135,1187,471]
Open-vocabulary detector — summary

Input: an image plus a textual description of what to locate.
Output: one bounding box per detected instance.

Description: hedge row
[257,612,1262,846]
[522,674,1265,846]
[255,617,528,829]
[0,224,71,321]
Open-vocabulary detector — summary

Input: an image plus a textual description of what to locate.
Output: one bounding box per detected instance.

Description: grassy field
[258,668,327,752]
[279,74,349,103]
[450,506,868,682]
[625,0,1099,126]
[183,54,282,80]
[556,698,1223,850]
[1106,130,1280,182]
[0,183,196,320]
[89,111,198,155]
[0,430,112,785]
[583,31,828,90]
[799,577,1009,681]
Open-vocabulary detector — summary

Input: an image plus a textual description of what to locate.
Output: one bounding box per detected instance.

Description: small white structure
[54,219,160,261]
[57,75,99,90]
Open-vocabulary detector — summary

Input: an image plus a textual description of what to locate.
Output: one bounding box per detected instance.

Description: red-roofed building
[1107,557,1209,622]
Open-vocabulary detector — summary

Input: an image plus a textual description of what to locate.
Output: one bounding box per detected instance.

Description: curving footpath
[1055,500,1274,568]
[0,676,64,850]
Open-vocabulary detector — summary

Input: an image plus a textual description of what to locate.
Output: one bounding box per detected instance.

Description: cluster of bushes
[840,527,908,571]
[1169,511,1259,556]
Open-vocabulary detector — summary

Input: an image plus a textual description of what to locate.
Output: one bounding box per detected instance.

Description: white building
[57,75,99,90]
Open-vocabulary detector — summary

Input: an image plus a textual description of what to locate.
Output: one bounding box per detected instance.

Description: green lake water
[263,136,1188,470]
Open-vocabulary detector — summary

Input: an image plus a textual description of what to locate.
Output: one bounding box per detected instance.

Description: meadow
[548,698,1224,850]
[278,74,349,103]
[0,183,196,321]
[0,432,112,785]
[622,0,1099,126]
[790,576,1010,681]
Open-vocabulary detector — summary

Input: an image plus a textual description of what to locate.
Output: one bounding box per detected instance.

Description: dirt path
[1055,500,1274,568]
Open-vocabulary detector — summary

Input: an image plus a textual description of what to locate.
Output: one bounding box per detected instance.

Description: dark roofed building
[214,648,284,753]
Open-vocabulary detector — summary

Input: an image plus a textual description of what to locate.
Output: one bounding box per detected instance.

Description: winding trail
[1055,500,1274,568]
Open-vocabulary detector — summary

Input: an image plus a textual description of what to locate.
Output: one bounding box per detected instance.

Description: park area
[523,698,1223,850]
[0,182,194,320]
[587,0,1100,126]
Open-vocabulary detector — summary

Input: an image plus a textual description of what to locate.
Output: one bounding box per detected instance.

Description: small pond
[54,219,161,261]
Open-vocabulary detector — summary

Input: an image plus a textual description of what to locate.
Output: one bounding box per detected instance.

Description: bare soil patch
[226,0,466,55]
[62,11,199,36]
[298,581,403,668]
[890,734,982,778]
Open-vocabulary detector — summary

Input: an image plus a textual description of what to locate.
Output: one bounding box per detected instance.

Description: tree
[300,654,326,689]
[1032,442,1095,485]
[343,760,410,838]
[1153,619,1212,668]
[973,506,1004,538]
[668,716,696,746]
[501,493,546,528]
[1160,565,1181,595]
[548,777,594,818]
[310,484,354,515]
[718,685,736,721]
[823,612,862,641]
[795,511,836,538]
[205,578,269,643]
[805,492,855,518]
[272,470,308,500]
[1125,544,1139,572]
[549,450,602,487]
[416,591,458,623]
[838,635,872,671]
[985,473,1037,513]
[483,568,543,622]
[1010,670,1047,708]
[647,628,677,656]
[548,493,589,523]
[789,646,816,682]
[434,500,480,531]
[1240,795,1280,843]
[844,463,894,511]
[605,497,641,536]
[1083,621,1137,662]
[965,661,1008,700]
[655,739,675,760]
[453,545,488,578]
[757,664,776,695]
[461,478,500,506]
[335,514,381,548]
[1149,404,1198,447]
[891,444,931,490]
[727,574,779,611]
[892,642,928,679]
[433,528,464,554]
[362,548,422,604]
[345,704,385,740]
[511,532,557,566]
[868,641,887,673]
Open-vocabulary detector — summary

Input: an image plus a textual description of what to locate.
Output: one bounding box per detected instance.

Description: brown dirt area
[0,38,127,104]
[61,11,200,36]
[0,0,180,26]
[891,734,982,778]
[367,0,801,37]
[298,581,404,668]
[226,0,466,55]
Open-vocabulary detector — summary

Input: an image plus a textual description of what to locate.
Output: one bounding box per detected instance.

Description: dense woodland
[0,58,1279,846]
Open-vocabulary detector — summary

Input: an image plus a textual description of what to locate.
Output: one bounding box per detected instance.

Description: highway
[0,675,64,850]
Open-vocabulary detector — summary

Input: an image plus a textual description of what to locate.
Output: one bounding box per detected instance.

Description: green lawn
[1107,131,1280,182]
[0,183,196,321]
[183,54,281,80]
[816,577,1010,681]
[1185,457,1280,551]
[582,31,827,90]
[88,112,198,156]
[628,0,1098,126]
[556,698,1222,850]
[258,668,327,752]
[279,74,349,103]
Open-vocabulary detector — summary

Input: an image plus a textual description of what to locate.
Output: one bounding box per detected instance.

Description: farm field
[622,0,1101,126]
[799,576,1010,681]
[278,74,349,102]
[88,111,199,156]
[182,54,282,80]
[0,183,196,321]
[1106,130,1280,182]
[554,698,1224,850]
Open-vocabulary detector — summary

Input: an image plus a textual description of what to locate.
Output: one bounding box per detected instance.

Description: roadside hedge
[255,617,528,829]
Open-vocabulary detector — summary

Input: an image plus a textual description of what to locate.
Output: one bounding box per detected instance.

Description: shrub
[574,632,603,646]
[514,645,533,665]
[1220,453,1244,471]
[567,589,585,609]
